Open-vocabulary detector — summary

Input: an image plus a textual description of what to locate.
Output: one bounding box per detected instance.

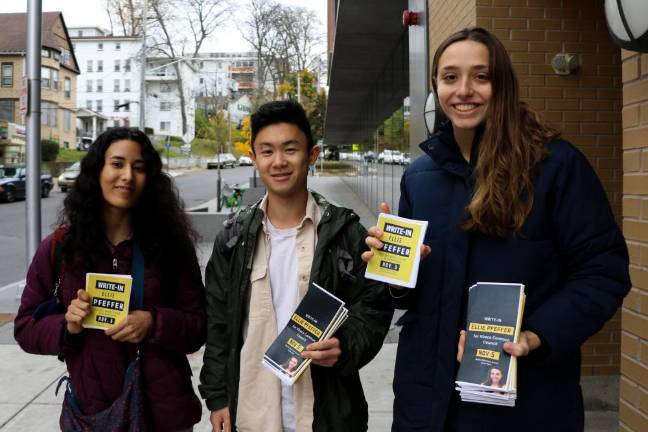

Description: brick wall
[620,49,648,432]
[428,0,476,57]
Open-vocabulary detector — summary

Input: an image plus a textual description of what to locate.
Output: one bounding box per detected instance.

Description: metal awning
[324,0,409,147]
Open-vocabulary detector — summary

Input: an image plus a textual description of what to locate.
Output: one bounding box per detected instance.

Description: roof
[0,12,80,73]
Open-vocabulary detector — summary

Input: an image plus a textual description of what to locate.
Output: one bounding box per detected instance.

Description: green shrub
[144,127,154,135]
[41,139,60,162]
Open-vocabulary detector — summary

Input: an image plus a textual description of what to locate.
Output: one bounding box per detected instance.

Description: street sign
[19,76,29,115]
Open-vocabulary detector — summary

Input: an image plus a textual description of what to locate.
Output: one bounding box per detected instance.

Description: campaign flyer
[263,282,347,385]
[365,213,428,288]
[82,273,133,330]
[455,282,526,406]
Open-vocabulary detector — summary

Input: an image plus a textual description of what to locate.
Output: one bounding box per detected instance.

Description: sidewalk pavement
[0,175,617,431]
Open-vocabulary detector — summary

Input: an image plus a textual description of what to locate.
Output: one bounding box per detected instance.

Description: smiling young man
[199,100,392,432]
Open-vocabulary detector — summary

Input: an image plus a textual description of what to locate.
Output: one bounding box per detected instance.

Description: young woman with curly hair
[364,27,630,431]
[15,128,206,431]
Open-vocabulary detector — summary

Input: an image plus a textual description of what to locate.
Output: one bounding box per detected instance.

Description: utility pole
[25,0,42,263]
[139,0,148,130]
[297,70,301,104]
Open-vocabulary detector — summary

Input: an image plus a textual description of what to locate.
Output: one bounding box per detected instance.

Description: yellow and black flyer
[365,213,428,288]
[82,273,133,330]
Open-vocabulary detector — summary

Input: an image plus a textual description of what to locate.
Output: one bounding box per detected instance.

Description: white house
[145,57,197,143]
[70,27,142,138]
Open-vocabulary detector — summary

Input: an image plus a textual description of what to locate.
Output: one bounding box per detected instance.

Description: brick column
[619,49,648,432]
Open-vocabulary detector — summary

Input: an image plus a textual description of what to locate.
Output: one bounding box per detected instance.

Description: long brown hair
[432,27,559,237]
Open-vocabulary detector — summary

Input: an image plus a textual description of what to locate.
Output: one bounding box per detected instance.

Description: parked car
[402,153,411,165]
[207,153,237,169]
[363,151,377,162]
[58,161,81,192]
[76,136,93,151]
[238,155,253,166]
[324,146,340,161]
[0,165,53,203]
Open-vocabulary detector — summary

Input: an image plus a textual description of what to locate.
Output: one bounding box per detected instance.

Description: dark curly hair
[57,127,197,277]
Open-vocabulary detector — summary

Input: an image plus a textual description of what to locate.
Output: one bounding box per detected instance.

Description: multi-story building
[71,28,198,143]
[70,27,141,139]
[0,12,80,154]
[145,57,197,142]
[194,52,259,100]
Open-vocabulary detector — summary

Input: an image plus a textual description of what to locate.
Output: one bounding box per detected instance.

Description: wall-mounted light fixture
[424,90,446,135]
[551,53,579,75]
[605,0,648,52]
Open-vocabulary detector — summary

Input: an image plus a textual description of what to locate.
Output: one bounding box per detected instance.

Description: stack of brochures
[455,282,526,406]
[263,282,348,385]
[365,213,428,288]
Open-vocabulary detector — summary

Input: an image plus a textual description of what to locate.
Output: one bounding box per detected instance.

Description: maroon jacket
[14,232,206,431]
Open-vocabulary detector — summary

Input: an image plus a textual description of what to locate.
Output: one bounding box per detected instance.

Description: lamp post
[605,0,648,52]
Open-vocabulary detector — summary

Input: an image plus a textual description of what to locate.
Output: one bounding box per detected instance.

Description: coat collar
[419,122,484,179]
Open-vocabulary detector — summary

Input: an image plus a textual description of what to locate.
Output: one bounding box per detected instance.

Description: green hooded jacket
[199,191,393,431]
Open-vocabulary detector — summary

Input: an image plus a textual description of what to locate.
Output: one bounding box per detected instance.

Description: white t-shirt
[267,219,299,432]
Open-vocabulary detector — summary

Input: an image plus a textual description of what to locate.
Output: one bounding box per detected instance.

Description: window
[115,42,121,51]
[96,99,103,111]
[160,121,170,131]
[0,99,15,122]
[77,30,83,37]
[86,100,92,110]
[64,110,71,133]
[53,51,60,61]
[64,77,71,99]
[51,69,59,90]
[2,63,13,87]
[113,119,120,127]
[114,100,120,111]
[125,59,131,72]
[199,77,204,84]
[114,60,120,72]
[97,60,103,72]
[123,100,130,112]
[114,79,120,92]
[160,101,171,111]
[86,80,93,92]
[40,67,59,89]
[200,61,204,69]
[98,42,103,51]
[60,49,71,67]
[41,102,58,127]
[160,83,172,93]
[87,60,93,72]
[124,79,131,92]
[41,49,50,58]
[96,79,103,92]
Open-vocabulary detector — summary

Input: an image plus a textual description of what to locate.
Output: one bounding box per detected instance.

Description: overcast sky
[0,0,327,53]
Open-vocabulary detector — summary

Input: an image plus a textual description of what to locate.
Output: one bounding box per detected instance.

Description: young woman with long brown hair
[363,27,630,431]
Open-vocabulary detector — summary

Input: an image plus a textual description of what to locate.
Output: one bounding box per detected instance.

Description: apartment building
[0,12,80,152]
[70,27,141,139]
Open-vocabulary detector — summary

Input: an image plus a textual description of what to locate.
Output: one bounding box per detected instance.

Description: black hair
[57,127,197,278]
[250,100,314,151]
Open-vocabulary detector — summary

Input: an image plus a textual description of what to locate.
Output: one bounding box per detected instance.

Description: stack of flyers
[263,282,348,385]
[455,282,526,406]
[364,213,428,288]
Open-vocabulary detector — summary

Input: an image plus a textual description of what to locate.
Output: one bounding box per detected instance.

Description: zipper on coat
[112,257,117,271]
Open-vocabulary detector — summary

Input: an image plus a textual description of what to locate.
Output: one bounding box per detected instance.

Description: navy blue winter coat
[392,124,630,432]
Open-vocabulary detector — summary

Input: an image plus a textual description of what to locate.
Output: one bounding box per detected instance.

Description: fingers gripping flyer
[365,213,428,288]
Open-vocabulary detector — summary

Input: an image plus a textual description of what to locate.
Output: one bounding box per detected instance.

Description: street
[0,166,257,312]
